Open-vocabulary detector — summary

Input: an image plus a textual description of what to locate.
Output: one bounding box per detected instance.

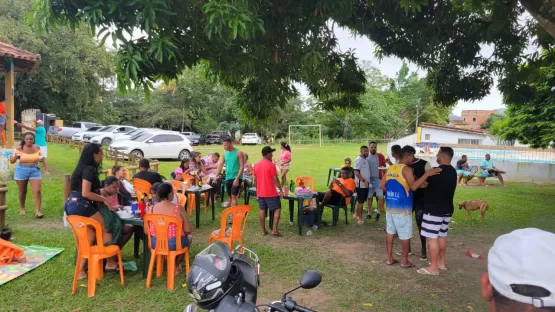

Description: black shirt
[423,165,457,216]
[456,160,466,170]
[70,165,101,193]
[410,159,429,206]
[133,170,163,185]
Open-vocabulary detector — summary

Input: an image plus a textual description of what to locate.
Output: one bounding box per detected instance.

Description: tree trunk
[342,112,350,139]
[520,0,555,39]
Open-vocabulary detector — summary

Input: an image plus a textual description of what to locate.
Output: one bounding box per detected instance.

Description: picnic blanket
[0,245,64,286]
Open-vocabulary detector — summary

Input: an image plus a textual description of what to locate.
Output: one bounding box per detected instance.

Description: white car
[110,128,158,143]
[109,131,193,160]
[72,125,105,141]
[90,125,137,145]
[241,133,263,145]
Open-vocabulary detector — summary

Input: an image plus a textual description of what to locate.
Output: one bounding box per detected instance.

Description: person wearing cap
[16,120,48,159]
[481,228,555,311]
[253,146,284,236]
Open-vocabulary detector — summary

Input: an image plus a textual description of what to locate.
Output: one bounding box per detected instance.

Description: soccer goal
[288,124,323,147]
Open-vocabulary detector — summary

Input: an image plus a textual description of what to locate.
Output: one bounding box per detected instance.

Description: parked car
[181,131,196,136]
[185,133,206,146]
[241,133,263,145]
[206,134,223,145]
[109,131,193,160]
[57,121,100,137]
[90,126,137,145]
[71,125,105,141]
[110,128,157,143]
[209,130,231,139]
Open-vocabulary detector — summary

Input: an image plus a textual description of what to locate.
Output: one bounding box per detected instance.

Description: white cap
[488,228,555,308]
[36,120,44,125]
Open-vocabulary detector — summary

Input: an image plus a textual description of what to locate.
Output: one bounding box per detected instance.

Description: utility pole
[415,101,420,134]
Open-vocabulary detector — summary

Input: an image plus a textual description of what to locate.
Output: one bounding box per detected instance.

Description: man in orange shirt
[319,167,356,209]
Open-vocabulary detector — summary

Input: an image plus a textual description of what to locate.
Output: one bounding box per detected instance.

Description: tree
[32,0,548,119]
[481,113,506,130]
[0,0,115,122]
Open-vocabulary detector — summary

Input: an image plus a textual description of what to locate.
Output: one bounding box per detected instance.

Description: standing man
[481,154,506,187]
[386,144,402,165]
[215,137,245,208]
[412,147,457,276]
[254,146,283,236]
[366,141,386,221]
[380,146,435,268]
[405,145,432,261]
[353,146,370,224]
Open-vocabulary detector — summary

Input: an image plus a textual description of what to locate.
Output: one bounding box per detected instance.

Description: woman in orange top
[10,132,48,218]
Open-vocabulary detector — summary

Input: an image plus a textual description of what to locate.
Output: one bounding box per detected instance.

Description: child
[0,228,26,264]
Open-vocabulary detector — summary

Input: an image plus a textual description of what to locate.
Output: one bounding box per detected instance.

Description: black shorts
[328,190,345,206]
[258,197,281,210]
[355,188,369,203]
[226,179,242,197]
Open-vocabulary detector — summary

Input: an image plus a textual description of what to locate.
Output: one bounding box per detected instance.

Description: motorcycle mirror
[299,270,322,289]
[184,304,199,312]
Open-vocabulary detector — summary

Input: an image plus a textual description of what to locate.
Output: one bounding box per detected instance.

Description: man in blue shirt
[480,154,506,187]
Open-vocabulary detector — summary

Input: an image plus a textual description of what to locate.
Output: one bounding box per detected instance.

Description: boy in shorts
[254,146,284,236]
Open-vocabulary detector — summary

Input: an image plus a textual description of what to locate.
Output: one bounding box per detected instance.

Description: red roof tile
[0,42,41,72]
[420,122,489,135]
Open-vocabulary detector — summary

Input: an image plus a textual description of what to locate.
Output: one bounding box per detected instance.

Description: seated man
[133,158,163,185]
[319,167,356,209]
[481,154,506,187]
[456,155,474,185]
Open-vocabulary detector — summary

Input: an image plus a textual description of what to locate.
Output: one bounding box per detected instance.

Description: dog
[458,200,489,221]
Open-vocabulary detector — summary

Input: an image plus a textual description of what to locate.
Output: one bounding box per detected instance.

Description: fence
[285,137,391,146]
[442,144,555,164]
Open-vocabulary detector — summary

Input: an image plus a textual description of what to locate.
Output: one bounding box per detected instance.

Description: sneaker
[375,213,380,222]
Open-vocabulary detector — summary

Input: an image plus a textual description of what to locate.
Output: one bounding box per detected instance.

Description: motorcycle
[185,243,321,312]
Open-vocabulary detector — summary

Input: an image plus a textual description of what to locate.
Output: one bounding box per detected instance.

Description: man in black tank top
[405,146,432,260]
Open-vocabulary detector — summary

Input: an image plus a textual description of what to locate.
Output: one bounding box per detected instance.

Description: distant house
[387,122,497,152]
[449,108,505,129]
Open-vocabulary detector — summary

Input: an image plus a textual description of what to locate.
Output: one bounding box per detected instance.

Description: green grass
[1,143,554,312]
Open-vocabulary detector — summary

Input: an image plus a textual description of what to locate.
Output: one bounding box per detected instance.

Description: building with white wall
[387,122,496,151]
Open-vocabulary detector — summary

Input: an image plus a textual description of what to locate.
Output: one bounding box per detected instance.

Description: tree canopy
[31,0,554,118]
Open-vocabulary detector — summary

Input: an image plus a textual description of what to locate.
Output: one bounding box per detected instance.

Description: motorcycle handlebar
[284,299,316,312]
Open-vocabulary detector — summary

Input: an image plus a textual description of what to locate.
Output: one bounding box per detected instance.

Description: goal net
[288,125,322,146]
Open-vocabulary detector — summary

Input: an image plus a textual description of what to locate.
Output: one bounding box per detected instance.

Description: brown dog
[458,200,488,221]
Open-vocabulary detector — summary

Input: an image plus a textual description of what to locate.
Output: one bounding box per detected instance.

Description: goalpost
[288,124,323,147]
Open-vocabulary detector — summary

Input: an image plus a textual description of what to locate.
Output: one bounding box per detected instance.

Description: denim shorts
[369,177,383,197]
[64,191,98,218]
[14,164,42,180]
[151,235,189,251]
[386,212,413,240]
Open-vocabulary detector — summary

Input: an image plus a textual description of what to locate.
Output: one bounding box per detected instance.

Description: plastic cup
[131,203,138,214]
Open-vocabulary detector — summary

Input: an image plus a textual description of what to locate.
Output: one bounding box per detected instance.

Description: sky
[296,27,505,116]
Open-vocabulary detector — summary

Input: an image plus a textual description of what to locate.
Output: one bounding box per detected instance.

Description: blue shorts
[386,212,413,240]
[151,235,189,251]
[14,164,42,180]
[64,191,99,218]
[369,177,383,198]
[258,196,281,210]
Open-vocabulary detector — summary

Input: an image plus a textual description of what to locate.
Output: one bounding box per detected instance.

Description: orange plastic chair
[133,178,152,202]
[209,205,252,249]
[66,215,124,297]
[144,214,190,291]
[295,176,316,205]
[181,175,207,214]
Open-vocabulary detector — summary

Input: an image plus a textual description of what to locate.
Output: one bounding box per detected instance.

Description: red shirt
[254,159,279,197]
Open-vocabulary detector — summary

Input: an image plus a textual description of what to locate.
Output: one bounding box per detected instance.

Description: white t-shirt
[354,155,371,188]
[122,179,136,197]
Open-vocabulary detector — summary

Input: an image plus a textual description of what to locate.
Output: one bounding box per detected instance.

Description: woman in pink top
[148,183,192,276]
[277,142,292,186]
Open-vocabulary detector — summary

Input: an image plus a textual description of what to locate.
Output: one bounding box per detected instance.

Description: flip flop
[19,210,25,216]
[416,268,439,276]
[400,263,415,269]
[428,262,447,270]
[386,259,399,266]
[272,232,281,237]
[35,213,44,219]
[261,230,269,236]
[77,272,87,280]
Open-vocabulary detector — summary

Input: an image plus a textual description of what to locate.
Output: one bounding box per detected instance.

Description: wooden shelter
[1,42,41,148]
